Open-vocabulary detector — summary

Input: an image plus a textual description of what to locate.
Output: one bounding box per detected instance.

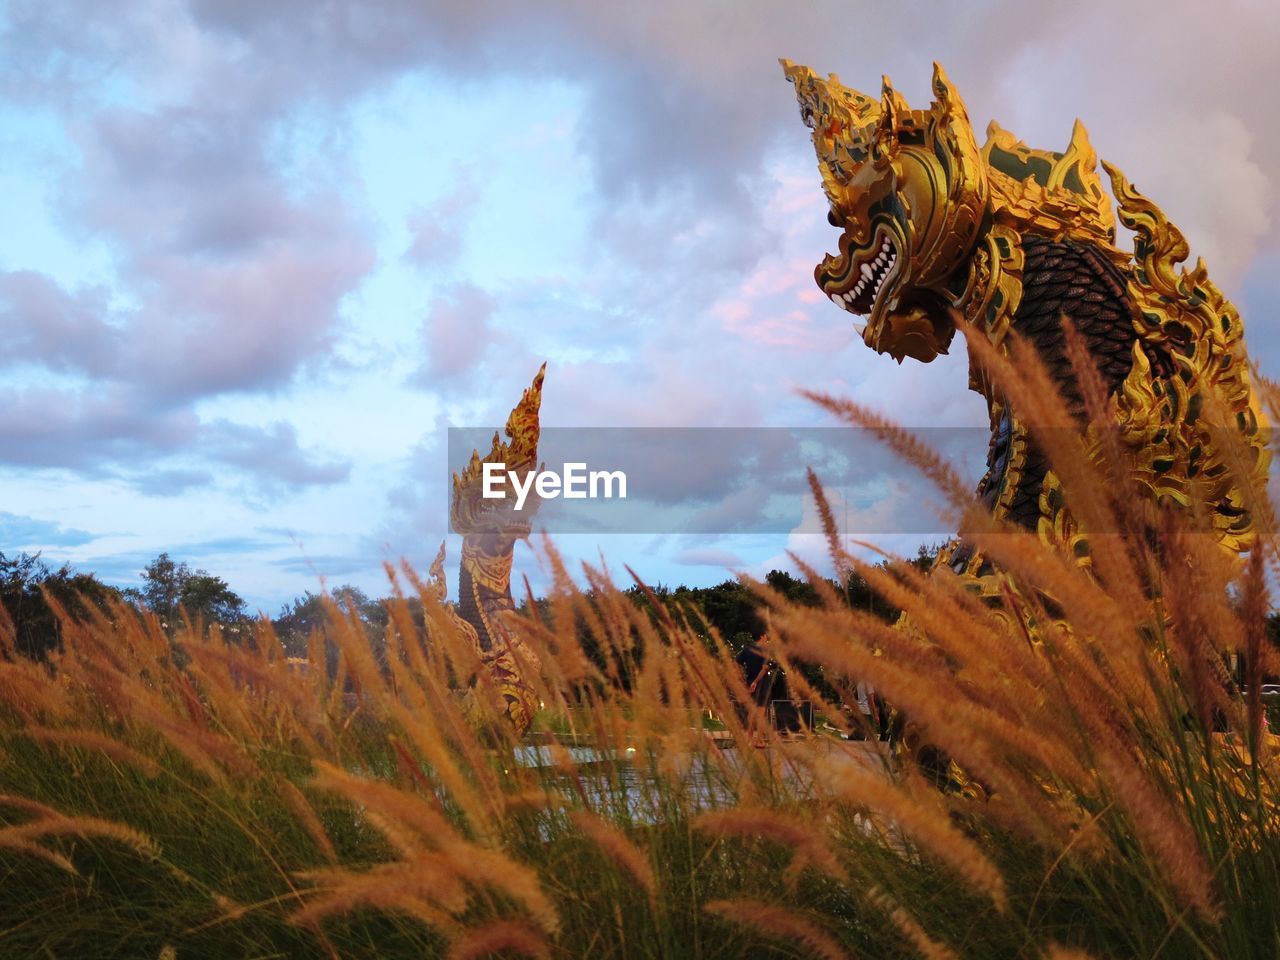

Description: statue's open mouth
[818,226,900,329]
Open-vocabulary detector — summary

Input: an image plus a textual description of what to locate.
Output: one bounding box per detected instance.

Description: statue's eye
[828,208,841,227]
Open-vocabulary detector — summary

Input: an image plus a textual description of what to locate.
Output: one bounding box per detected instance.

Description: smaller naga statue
[438,364,546,736]
[780,59,1269,590]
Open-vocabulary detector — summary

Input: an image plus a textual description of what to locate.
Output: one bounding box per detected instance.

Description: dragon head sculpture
[781,60,987,363]
[782,60,1118,364]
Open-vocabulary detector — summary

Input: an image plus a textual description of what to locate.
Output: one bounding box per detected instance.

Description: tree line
[0,546,940,662]
[8,544,1280,676]
[0,550,395,661]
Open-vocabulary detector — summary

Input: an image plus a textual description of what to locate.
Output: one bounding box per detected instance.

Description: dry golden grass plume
[695,804,849,887]
[866,885,959,960]
[703,898,849,960]
[445,917,551,960]
[569,809,657,900]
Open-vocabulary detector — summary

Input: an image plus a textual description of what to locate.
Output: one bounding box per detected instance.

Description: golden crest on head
[451,362,546,537]
[779,59,883,186]
[981,118,1116,247]
[780,60,987,364]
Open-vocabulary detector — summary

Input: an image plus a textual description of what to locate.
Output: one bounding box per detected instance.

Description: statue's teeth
[852,321,867,336]
[830,293,843,305]
[860,262,874,280]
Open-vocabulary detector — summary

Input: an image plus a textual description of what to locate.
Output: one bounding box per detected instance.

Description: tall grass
[1,333,1279,958]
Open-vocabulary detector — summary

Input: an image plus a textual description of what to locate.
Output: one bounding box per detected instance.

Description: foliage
[2,361,1280,957]
[273,584,402,660]
[0,552,120,660]
[127,553,247,634]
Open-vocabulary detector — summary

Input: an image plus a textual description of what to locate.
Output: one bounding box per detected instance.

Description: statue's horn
[874,74,904,157]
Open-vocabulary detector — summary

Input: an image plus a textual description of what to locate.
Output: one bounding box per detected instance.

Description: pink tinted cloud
[0,271,120,377]
[406,177,479,267]
[416,284,495,382]
[674,546,746,568]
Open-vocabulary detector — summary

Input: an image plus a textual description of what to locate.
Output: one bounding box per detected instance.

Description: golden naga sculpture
[437,364,546,736]
[780,59,1269,586]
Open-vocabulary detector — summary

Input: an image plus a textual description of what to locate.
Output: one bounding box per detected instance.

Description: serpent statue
[780,59,1269,593]
[437,62,1271,739]
[439,364,546,736]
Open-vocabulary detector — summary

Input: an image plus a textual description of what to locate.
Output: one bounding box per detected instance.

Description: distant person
[734,642,802,733]
[859,680,878,739]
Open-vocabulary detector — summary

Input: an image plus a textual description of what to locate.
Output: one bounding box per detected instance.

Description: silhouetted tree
[272,584,402,678]
[0,552,119,660]
[128,553,246,635]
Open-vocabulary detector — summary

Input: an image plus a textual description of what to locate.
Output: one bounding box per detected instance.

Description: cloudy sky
[1,0,1277,613]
